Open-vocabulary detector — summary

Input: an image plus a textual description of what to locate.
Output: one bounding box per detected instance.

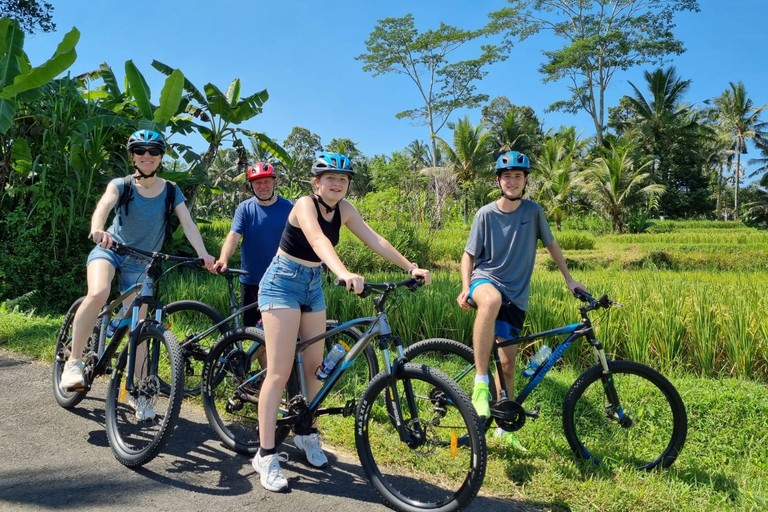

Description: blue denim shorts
[87,246,149,293]
[258,254,326,312]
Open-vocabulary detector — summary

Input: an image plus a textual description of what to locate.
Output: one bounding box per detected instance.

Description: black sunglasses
[132,147,163,156]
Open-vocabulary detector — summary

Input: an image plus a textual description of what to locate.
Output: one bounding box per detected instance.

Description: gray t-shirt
[464,200,554,311]
[106,177,186,254]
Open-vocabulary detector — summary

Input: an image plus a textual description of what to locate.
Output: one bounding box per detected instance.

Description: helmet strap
[315,194,339,213]
[133,163,158,180]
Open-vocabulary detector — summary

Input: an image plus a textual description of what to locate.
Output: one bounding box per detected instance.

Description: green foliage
[0,1,55,35]
[553,230,596,251]
[488,1,700,143]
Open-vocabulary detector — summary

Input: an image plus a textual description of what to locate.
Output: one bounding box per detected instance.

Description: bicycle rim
[163,300,227,396]
[202,327,290,455]
[356,363,486,512]
[563,360,687,471]
[105,324,185,467]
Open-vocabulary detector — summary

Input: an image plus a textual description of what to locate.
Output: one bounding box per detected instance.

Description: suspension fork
[382,335,422,447]
[588,330,628,425]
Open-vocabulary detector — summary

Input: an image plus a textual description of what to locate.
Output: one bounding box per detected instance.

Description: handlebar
[216,267,250,278]
[109,241,205,268]
[334,277,424,299]
[465,289,622,312]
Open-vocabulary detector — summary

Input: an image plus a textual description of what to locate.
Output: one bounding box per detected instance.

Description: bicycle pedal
[524,405,540,420]
[342,399,357,417]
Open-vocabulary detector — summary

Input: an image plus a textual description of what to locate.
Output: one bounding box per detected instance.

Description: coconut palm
[534,137,577,231]
[575,140,666,233]
[435,116,494,222]
[712,82,767,218]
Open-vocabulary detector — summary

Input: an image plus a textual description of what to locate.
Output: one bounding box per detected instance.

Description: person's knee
[84,288,110,306]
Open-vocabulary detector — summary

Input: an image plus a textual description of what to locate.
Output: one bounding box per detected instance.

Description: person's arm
[211,231,241,274]
[174,202,215,269]
[90,182,121,248]
[545,240,586,294]
[457,251,474,309]
[343,202,431,283]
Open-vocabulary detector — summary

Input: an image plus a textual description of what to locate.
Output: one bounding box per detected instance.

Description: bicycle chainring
[288,395,313,436]
[492,398,526,432]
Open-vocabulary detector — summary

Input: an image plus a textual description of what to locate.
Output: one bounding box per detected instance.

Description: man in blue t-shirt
[212,163,294,326]
[457,151,586,451]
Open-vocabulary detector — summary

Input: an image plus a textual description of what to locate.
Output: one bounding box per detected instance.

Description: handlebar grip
[334,278,346,287]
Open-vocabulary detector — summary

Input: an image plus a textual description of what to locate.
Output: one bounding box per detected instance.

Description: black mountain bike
[52,242,203,467]
[202,278,486,512]
[161,267,379,396]
[405,290,688,472]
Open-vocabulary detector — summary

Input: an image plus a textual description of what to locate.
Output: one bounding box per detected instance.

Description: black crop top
[278,195,341,262]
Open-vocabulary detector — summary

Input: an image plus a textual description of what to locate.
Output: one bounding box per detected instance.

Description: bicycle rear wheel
[163,300,228,396]
[404,338,496,432]
[563,360,688,471]
[202,327,293,455]
[356,363,486,512]
[52,297,96,409]
[105,323,185,467]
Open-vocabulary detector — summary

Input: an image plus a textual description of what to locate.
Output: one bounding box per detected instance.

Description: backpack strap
[164,180,177,242]
[115,175,134,226]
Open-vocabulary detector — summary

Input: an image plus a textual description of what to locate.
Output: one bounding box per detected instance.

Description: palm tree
[435,116,494,222]
[574,140,666,233]
[712,82,767,218]
[534,137,577,231]
[406,139,433,172]
[492,109,542,159]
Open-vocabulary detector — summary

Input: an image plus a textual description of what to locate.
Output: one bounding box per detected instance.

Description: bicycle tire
[105,323,185,467]
[404,338,496,432]
[202,327,293,455]
[356,363,486,512]
[562,360,688,471]
[163,300,228,396]
[52,297,97,409]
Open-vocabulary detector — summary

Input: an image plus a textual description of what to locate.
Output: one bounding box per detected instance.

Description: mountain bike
[201,277,486,512]
[404,290,688,472]
[162,267,379,396]
[52,242,203,467]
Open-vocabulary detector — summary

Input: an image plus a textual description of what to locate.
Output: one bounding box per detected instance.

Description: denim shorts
[258,254,325,312]
[87,245,149,293]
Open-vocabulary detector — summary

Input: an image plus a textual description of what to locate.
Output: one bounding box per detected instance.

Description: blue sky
[21,0,768,178]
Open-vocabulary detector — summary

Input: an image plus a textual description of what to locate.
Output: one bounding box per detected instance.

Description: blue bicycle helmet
[311,152,355,177]
[127,129,166,152]
[495,151,530,175]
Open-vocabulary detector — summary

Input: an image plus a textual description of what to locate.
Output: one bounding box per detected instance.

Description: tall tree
[619,66,710,217]
[488,0,700,144]
[356,13,503,166]
[282,126,322,187]
[533,136,577,230]
[712,81,767,219]
[436,115,494,222]
[1,1,54,34]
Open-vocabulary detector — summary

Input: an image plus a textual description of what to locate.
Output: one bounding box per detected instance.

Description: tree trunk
[734,150,740,220]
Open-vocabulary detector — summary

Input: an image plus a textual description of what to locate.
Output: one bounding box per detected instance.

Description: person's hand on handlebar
[198,254,215,271]
[91,230,113,249]
[411,267,432,285]
[210,259,228,275]
[340,272,365,295]
[567,279,588,296]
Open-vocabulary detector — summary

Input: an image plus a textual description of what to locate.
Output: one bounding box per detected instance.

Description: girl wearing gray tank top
[251,152,432,492]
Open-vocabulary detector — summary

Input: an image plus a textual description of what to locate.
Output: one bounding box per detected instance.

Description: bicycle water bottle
[106,305,130,339]
[522,345,552,377]
[316,343,347,380]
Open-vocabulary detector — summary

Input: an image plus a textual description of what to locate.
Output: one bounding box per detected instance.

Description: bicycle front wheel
[105,323,185,467]
[563,360,688,471]
[404,338,496,432]
[356,363,486,512]
[164,300,228,396]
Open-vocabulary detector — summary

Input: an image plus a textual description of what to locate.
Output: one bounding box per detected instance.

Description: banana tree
[152,60,291,213]
[0,17,79,194]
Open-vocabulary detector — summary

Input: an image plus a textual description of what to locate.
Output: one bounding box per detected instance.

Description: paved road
[0,349,534,512]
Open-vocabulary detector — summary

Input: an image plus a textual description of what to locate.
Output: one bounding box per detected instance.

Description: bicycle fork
[590,335,632,428]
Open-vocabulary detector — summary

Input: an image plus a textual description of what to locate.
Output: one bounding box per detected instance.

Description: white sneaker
[252,452,289,492]
[126,395,156,421]
[294,433,328,468]
[60,359,85,390]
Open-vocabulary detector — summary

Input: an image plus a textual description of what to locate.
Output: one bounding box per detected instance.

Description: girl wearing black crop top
[252,153,432,492]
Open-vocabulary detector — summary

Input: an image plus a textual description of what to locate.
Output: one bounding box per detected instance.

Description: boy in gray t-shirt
[457,151,586,451]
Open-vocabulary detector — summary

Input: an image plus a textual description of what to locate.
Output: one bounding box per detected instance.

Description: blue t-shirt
[231,196,294,285]
[108,177,186,254]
